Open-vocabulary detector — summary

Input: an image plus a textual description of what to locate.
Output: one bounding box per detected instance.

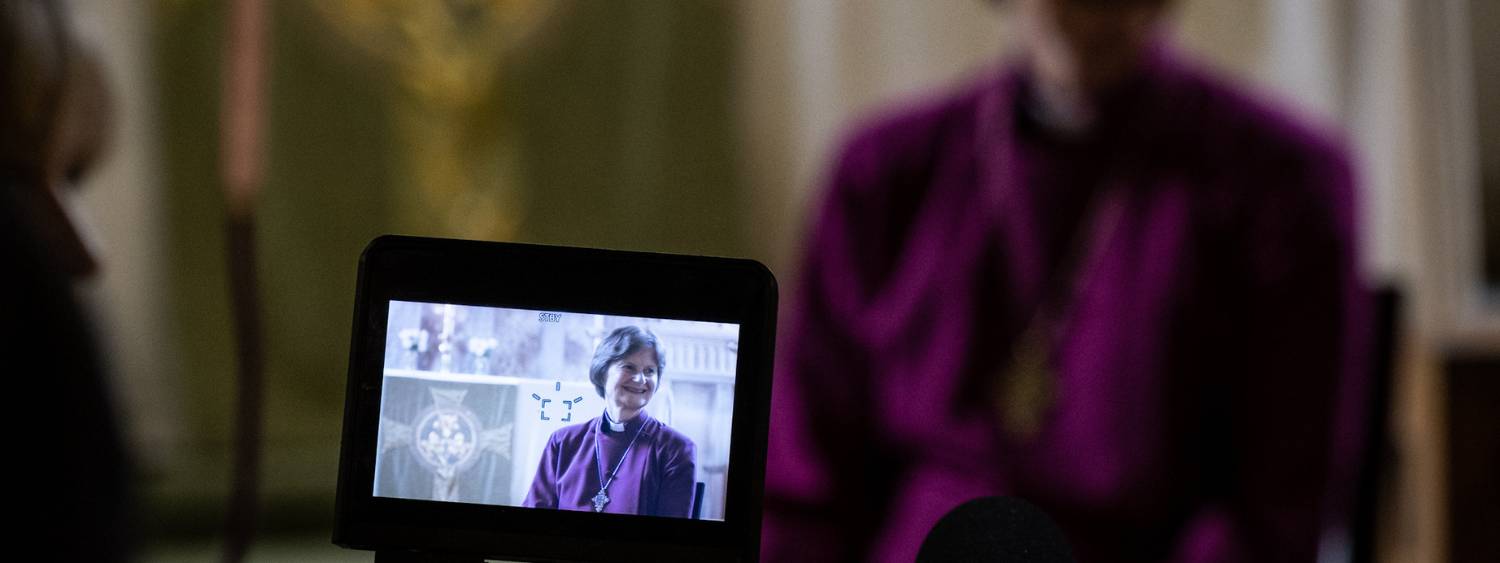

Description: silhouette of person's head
[2,0,112,278]
[2,4,129,560]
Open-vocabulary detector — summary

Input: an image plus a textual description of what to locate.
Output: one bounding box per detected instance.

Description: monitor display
[372,300,738,522]
[334,236,775,562]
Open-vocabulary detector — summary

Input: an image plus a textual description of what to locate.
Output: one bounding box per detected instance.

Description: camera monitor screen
[373,302,739,521]
[334,236,776,563]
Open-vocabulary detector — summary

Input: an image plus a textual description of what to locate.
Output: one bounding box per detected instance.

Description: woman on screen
[524,326,698,517]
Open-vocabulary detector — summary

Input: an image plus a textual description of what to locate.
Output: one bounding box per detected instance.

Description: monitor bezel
[333,235,777,562]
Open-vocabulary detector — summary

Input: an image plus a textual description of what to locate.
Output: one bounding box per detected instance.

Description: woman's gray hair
[588,325,666,398]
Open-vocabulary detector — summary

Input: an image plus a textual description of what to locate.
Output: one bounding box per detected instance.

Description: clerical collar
[1015,52,1157,144]
[603,411,627,432]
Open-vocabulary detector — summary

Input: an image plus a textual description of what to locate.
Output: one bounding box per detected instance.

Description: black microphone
[915,496,1076,563]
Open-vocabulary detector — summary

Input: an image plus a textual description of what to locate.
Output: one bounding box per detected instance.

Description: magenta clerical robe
[762,48,1371,563]
[525,411,697,518]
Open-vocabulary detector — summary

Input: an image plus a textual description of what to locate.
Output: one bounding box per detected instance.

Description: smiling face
[603,346,660,421]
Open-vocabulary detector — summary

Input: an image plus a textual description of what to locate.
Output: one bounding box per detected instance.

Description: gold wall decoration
[315,0,554,240]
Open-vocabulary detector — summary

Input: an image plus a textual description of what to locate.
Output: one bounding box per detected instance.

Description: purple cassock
[524,410,697,518]
[762,47,1371,562]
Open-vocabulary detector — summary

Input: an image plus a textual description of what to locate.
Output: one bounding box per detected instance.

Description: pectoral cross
[591,489,609,512]
[994,323,1056,440]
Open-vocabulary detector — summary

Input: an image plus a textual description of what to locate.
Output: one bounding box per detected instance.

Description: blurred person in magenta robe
[761,0,1371,561]
[524,326,698,517]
